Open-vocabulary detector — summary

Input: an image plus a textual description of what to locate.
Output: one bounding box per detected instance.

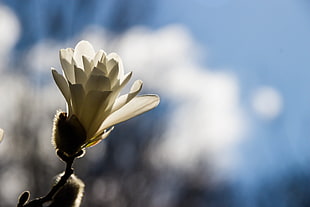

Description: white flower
[52,40,160,156]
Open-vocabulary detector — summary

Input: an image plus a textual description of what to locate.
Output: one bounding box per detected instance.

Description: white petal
[99,95,160,131]
[60,48,74,62]
[82,56,92,75]
[91,67,106,76]
[117,60,125,80]
[79,91,111,136]
[106,53,124,78]
[93,49,106,67]
[106,53,119,67]
[108,64,120,87]
[130,80,143,92]
[120,71,132,86]
[84,126,114,148]
[98,126,114,140]
[105,72,133,111]
[96,62,108,75]
[52,68,71,104]
[85,73,111,92]
[111,80,143,112]
[69,83,85,116]
[59,48,75,83]
[74,66,87,84]
[0,128,3,142]
[74,40,96,68]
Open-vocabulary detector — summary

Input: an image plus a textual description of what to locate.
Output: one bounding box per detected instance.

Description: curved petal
[106,53,119,66]
[117,60,125,80]
[79,90,111,136]
[84,126,114,148]
[99,95,160,131]
[105,71,133,111]
[96,61,108,75]
[69,83,85,117]
[106,53,124,78]
[111,80,143,113]
[85,73,111,93]
[74,40,95,68]
[120,71,132,86]
[52,68,71,104]
[59,48,75,83]
[108,64,120,87]
[60,48,74,62]
[74,66,87,84]
[82,56,92,75]
[93,49,106,67]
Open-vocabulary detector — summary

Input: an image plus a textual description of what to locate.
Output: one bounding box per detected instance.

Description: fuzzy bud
[52,111,87,157]
[49,173,85,207]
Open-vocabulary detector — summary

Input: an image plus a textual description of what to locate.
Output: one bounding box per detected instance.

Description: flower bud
[17,191,30,206]
[52,111,87,157]
[49,173,85,207]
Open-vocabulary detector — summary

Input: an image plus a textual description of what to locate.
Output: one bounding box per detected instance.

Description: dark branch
[19,155,75,207]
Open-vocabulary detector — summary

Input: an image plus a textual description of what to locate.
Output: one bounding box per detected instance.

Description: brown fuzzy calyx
[52,111,87,157]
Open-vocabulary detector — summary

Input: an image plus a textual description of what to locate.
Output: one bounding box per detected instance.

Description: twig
[21,155,75,207]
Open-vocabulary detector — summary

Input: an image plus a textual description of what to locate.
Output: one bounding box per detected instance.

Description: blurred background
[0,0,310,206]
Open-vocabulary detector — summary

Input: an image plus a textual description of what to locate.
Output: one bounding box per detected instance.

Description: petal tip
[151,94,160,106]
[75,40,94,52]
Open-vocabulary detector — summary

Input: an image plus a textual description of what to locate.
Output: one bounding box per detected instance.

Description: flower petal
[106,53,119,69]
[84,126,114,148]
[93,49,106,67]
[108,64,120,87]
[96,61,108,75]
[117,60,125,80]
[74,40,96,68]
[74,66,87,84]
[52,68,71,104]
[106,53,124,79]
[60,48,74,62]
[85,73,111,92]
[82,56,92,75]
[105,71,133,111]
[59,48,75,83]
[99,95,160,131]
[79,90,111,136]
[120,71,132,86]
[69,83,85,116]
[111,80,143,113]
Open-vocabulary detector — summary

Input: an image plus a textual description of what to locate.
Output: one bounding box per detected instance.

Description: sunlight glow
[251,86,283,120]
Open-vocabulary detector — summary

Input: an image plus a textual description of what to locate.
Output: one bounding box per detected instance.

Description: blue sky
[153,0,310,87]
[149,0,310,178]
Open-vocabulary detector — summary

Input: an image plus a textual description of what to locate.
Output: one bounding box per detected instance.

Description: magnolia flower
[52,40,160,156]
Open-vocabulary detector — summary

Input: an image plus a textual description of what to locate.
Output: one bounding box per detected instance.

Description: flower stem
[20,156,75,207]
